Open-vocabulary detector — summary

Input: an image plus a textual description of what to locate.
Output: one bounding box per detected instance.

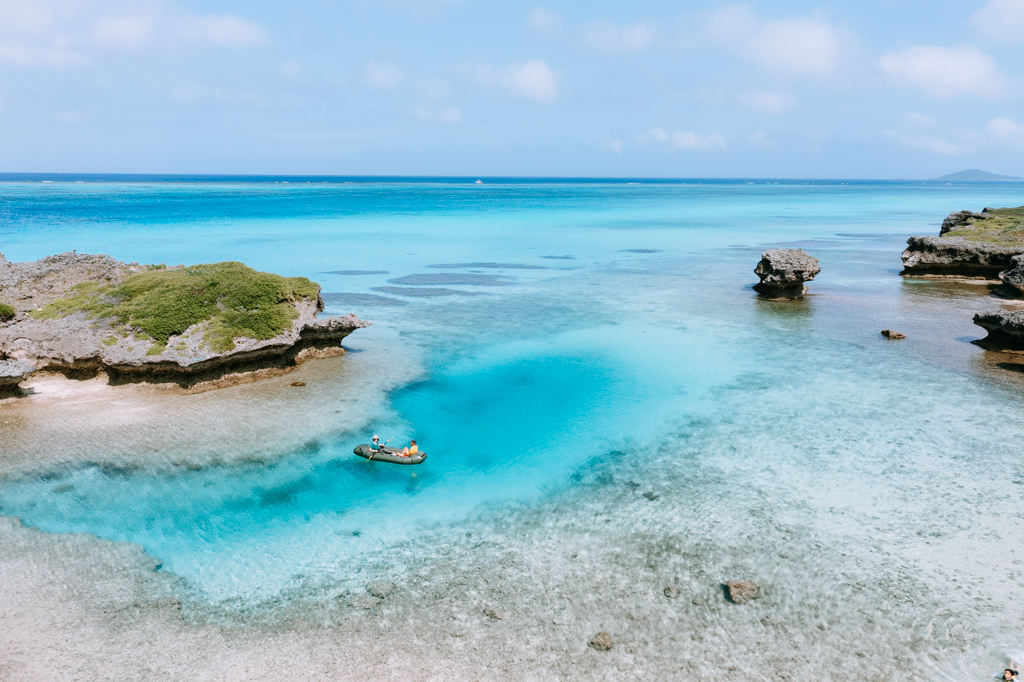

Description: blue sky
[2,0,1024,178]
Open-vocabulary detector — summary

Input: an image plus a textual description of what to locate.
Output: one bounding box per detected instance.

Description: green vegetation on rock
[0,303,14,322]
[945,206,1024,247]
[35,262,321,352]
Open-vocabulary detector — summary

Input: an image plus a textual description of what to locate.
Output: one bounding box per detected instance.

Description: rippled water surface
[1,177,1023,678]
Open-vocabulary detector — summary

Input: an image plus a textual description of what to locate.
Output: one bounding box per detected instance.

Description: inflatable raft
[353,444,428,465]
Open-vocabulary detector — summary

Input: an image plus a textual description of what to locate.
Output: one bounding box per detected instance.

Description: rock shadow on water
[618,249,662,254]
[322,270,390,276]
[542,255,576,260]
[371,286,484,298]
[387,273,511,286]
[427,262,550,270]
[321,292,406,307]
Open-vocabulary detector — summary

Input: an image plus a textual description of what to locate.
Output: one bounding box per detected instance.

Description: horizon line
[1,171,1022,183]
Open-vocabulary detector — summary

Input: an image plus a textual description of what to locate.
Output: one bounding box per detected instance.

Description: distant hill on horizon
[932,169,1023,182]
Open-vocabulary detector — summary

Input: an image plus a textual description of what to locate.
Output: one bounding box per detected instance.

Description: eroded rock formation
[900,236,1022,278]
[972,309,1024,351]
[0,252,369,394]
[999,254,1024,296]
[753,249,821,299]
[902,206,1024,278]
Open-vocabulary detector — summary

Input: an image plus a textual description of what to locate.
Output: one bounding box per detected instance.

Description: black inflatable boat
[353,444,428,465]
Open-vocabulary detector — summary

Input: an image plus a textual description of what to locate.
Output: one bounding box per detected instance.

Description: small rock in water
[723,580,761,604]
[588,632,613,651]
[366,581,395,599]
[642,491,659,501]
[663,585,681,599]
[483,606,503,621]
[880,329,906,340]
[348,595,382,610]
[290,381,306,387]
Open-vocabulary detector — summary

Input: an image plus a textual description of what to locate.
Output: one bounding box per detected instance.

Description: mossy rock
[35,262,321,352]
[944,206,1024,247]
[0,303,14,322]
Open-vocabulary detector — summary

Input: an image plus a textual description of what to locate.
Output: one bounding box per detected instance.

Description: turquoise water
[2,177,1024,675]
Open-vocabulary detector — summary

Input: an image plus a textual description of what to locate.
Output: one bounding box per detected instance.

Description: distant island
[931,169,1022,182]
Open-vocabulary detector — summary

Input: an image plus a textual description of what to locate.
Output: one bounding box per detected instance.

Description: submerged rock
[880,329,906,340]
[723,580,760,604]
[663,585,681,599]
[972,309,1024,351]
[482,606,503,621]
[366,581,395,599]
[348,595,382,610]
[588,632,613,651]
[753,249,821,299]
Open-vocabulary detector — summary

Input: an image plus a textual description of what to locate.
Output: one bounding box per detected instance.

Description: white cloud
[989,116,1022,137]
[438,107,463,124]
[987,116,1024,148]
[641,127,726,151]
[971,0,1024,43]
[582,20,655,53]
[414,106,463,124]
[527,8,562,34]
[748,130,774,148]
[702,5,851,77]
[479,59,558,103]
[904,112,938,129]
[879,45,1005,98]
[279,59,302,79]
[882,130,976,155]
[736,90,797,115]
[603,139,625,154]
[191,14,269,48]
[364,62,405,89]
[91,14,156,49]
[884,115,1024,155]
[0,0,271,68]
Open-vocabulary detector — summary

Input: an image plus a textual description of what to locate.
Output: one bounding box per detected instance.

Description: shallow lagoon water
[1,177,1024,678]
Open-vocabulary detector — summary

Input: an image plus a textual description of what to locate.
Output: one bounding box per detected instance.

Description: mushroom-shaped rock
[753,249,821,299]
[973,309,1024,351]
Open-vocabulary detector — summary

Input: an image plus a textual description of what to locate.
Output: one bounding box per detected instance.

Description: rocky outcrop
[900,236,1023,278]
[999,254,1024,296]
[940,209,992,235]
[972,309,1024,351]
[0,252,369,393]
[880,329,906,340]
[588,633,613,651]
[0,359,34,397]
[753,249,821,299]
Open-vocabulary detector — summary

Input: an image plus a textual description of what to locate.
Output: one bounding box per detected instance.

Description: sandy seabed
[2,267,1024,681]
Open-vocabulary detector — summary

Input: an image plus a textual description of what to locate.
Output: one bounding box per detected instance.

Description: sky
[2,0,1024,178]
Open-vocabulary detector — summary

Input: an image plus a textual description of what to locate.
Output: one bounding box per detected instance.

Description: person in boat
[1002,667,1020,681]
[399,439,418,457]
[369,435,383,452]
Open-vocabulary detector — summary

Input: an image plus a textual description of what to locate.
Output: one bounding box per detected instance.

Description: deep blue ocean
[1,176,1023,677]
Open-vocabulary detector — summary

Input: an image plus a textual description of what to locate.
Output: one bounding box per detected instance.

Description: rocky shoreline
[897,206,1024,354]
[0,252,368,396]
